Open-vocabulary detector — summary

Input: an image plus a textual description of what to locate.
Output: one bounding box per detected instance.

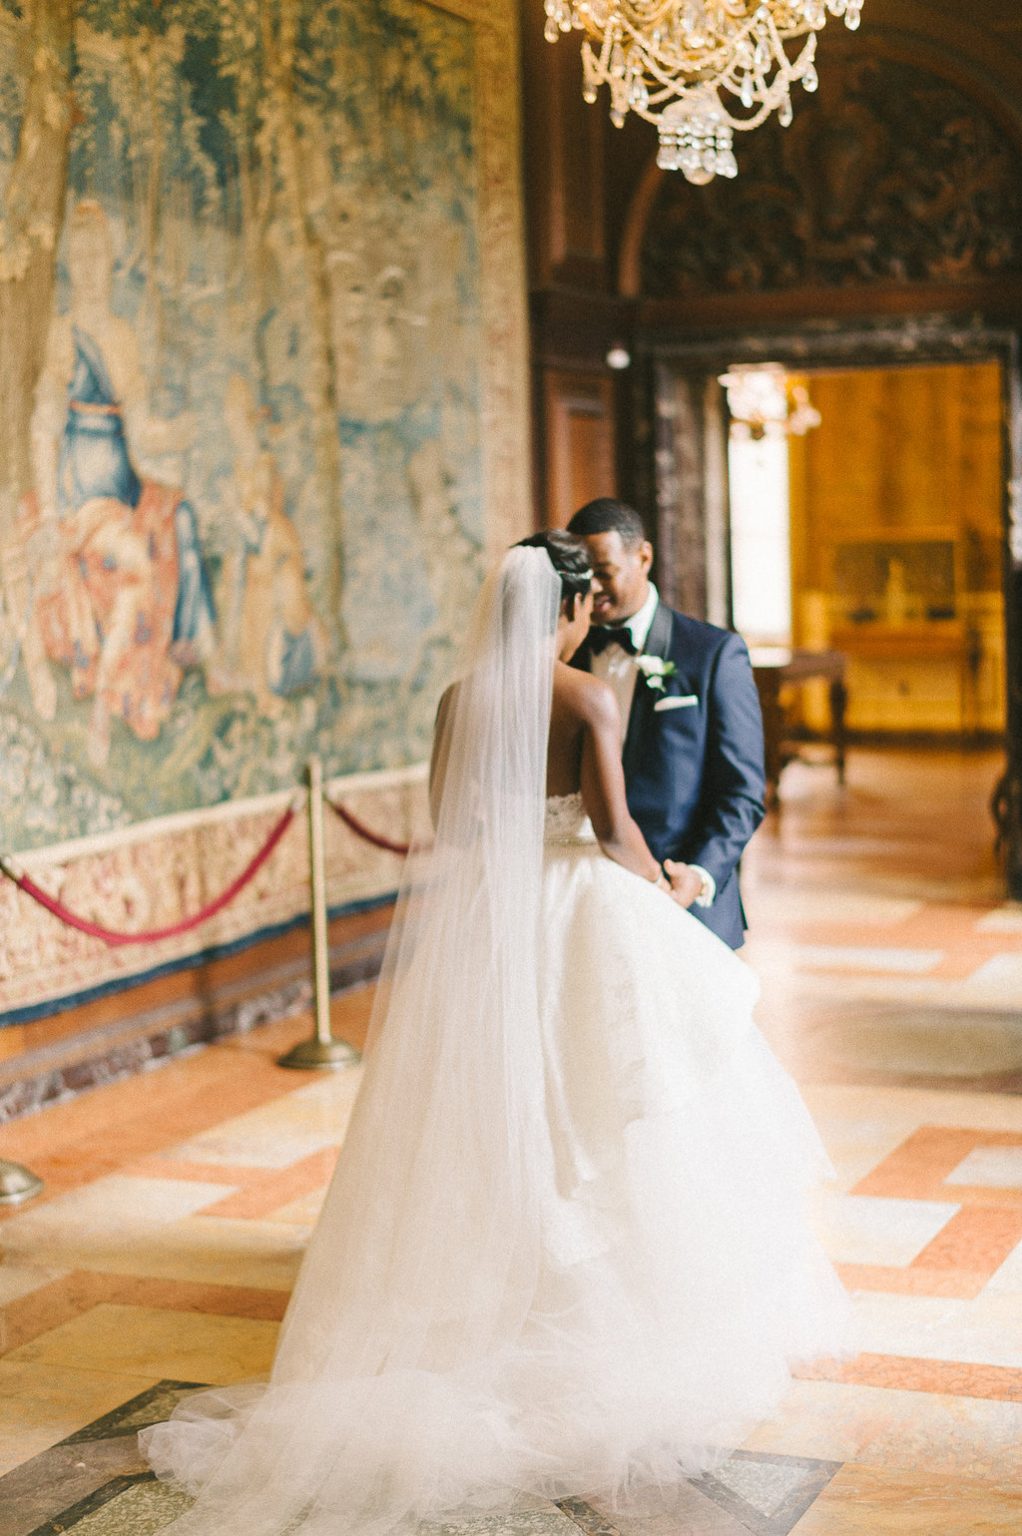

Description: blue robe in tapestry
[59,325,215,647]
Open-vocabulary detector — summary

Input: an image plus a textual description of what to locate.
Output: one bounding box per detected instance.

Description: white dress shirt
[589,583,715,908]
[590,583,660,744]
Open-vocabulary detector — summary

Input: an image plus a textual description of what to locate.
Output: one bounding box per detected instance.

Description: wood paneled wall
[788,361,1005,733]
[541,371,617,526]
[790,363,1003,584]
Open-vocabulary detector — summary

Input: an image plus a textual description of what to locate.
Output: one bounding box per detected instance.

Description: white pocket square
[654,694,699,712]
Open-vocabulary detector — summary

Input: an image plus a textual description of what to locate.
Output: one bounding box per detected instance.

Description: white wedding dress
[143,552,852,1536]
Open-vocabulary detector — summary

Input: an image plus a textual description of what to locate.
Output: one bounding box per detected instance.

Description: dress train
[142,794,853,1536]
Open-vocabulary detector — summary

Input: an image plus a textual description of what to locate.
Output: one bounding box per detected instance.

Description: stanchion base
[0,1160,44,1206]
[278,1037,361,1071]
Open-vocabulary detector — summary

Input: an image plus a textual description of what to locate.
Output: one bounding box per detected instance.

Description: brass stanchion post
[278,758,360,1071]
[0,858,43,1203]
[0,1159,43,1205]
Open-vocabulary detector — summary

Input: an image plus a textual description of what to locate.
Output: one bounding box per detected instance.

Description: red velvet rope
[0,804,296,947]
[327,798,415,856]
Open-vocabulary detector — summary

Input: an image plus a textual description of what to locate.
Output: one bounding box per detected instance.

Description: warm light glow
[719,362,821,441]
[543,1,864,184]
[729,434,793,645]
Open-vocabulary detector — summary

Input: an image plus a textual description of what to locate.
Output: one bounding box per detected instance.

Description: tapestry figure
[27,200,216,765]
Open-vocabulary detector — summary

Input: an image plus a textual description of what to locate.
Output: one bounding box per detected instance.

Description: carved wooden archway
[619,42,1022,315]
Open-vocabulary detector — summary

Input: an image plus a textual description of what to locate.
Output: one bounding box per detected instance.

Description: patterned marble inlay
[945,1146,1022,1190]
[818,1193,961,1267]
[794,946,943,975]
[26,1477,192,1536]
[63,1383,204,1445]
[690,1451,844,1535]
[975,906,1022,933]
[3,748,1022,1536]
[0,1385,852,1536]
[553,1498,623,1536]
[422,1511,582,1536]
[966,955,1022,990]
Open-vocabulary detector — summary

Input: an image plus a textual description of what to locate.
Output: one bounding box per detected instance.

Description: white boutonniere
[634,654,677,692]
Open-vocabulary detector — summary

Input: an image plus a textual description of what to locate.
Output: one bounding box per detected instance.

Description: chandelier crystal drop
[543,0,865,184]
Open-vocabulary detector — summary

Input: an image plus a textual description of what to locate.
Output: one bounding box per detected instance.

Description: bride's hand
[663,860,703,908]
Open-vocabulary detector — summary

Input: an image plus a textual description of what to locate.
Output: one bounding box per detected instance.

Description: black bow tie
[589,625,638,657]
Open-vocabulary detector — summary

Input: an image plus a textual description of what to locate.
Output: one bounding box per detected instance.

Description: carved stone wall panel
[0,769,429,1020]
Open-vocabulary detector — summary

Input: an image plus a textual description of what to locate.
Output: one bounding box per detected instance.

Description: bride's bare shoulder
[553,662,620,731]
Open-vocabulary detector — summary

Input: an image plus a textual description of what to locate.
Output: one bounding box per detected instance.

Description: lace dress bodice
[544,792,597,846]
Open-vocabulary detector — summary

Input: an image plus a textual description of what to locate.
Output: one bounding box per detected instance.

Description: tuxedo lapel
[643,597,674,659]
[622,600,672,779]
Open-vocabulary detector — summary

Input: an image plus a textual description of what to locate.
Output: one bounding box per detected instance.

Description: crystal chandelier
[718,363,821,440]
[542,1,864,184]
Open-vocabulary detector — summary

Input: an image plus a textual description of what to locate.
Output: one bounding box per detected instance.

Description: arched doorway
[620,49,1022,897]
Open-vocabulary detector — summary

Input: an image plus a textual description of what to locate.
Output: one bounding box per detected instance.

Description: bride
[143,533,853,1535]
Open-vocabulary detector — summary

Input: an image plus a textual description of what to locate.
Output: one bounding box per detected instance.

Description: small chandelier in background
[718,363,821,441]
[542,0,864,185]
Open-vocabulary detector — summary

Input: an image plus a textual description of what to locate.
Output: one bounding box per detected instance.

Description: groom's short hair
[567,498,648,550]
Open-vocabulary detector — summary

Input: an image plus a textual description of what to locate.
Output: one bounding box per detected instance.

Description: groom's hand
[663,860,703,908]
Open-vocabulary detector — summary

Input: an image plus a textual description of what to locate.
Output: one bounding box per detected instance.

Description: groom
[567,498,766,949]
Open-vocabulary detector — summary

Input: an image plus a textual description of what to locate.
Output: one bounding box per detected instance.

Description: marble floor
[1,748,1021,1536]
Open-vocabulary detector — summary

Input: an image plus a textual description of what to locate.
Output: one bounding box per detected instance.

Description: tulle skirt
[141,832,854,1536]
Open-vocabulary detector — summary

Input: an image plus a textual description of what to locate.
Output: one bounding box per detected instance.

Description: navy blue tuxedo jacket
[576,603,766,949]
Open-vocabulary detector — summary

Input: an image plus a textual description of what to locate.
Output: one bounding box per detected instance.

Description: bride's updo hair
[514,530,591,609]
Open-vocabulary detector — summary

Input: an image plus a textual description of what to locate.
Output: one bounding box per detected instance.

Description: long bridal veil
[142,547,564,1536]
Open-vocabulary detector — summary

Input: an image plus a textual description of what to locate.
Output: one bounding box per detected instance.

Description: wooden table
[750,647,848,809]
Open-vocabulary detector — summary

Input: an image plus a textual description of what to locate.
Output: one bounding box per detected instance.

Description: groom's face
[584,531,653,625]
